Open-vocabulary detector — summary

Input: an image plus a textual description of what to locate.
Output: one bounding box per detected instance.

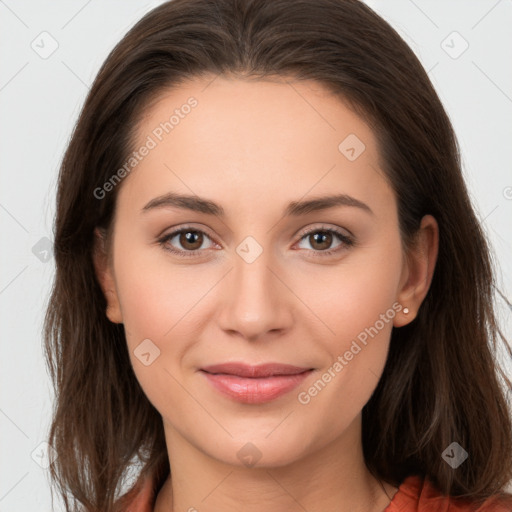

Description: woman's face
[97,75,425,468]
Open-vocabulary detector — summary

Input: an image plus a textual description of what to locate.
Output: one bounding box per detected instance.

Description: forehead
[119,75,393,219]
[135,74,373,153]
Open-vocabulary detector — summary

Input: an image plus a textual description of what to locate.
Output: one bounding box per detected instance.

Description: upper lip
[200,362,312,378]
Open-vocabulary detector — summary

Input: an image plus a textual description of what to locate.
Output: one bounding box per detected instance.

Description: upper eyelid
[296,223,353,239]
[163,225,219,245]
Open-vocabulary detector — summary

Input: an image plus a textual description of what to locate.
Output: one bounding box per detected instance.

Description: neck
[154,415,397,512]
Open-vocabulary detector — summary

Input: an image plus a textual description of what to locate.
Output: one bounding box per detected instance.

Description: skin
[94,74,438,512]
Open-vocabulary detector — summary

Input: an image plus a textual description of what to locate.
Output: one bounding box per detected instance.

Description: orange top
[123,474,512,512]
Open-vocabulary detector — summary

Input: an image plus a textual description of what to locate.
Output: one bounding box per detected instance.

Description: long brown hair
[44,0,512,510]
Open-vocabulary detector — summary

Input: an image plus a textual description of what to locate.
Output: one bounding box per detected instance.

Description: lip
[200,362,314,404]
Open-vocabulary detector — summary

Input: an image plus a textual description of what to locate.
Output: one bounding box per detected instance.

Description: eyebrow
[141,192,374,217]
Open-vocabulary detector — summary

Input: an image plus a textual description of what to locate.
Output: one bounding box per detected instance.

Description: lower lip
[200,370,313,404]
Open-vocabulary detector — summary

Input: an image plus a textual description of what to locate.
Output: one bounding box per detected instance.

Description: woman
[44,0,512,511]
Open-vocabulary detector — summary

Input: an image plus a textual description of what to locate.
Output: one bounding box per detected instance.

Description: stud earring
[403,307,409,314]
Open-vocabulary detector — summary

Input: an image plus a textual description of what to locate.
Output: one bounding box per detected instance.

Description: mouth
[199,362,314,404]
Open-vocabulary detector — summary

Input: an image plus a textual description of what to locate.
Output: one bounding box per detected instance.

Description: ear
[393,214,439,327]
[92,227,123,324]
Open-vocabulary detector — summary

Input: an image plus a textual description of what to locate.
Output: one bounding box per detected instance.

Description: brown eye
[159,227,216,257]
[178,230,204,250]
[296,226,354,257]
[308,231,334,251]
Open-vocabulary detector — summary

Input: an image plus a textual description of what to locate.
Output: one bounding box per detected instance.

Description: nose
[216,245,294,342]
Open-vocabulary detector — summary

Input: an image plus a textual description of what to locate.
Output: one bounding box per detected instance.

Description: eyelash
[157,224,355,259]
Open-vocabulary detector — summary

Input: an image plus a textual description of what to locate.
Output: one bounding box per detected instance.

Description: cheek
[303,234,404,348]
[114,237,213,343]
[113,250,209,413]
[294,235,403,415]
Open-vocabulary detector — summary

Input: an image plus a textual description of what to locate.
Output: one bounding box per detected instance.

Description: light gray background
[1,1,511,510]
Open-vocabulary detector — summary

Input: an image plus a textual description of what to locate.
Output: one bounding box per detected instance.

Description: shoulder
[385,475,512,512]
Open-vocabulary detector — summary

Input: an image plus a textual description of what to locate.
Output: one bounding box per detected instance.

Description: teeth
[203,369,312,377]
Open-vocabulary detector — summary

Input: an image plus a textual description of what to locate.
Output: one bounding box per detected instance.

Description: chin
[200,429,316,470]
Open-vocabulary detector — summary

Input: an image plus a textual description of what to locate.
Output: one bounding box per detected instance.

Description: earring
[403,307,409,314]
